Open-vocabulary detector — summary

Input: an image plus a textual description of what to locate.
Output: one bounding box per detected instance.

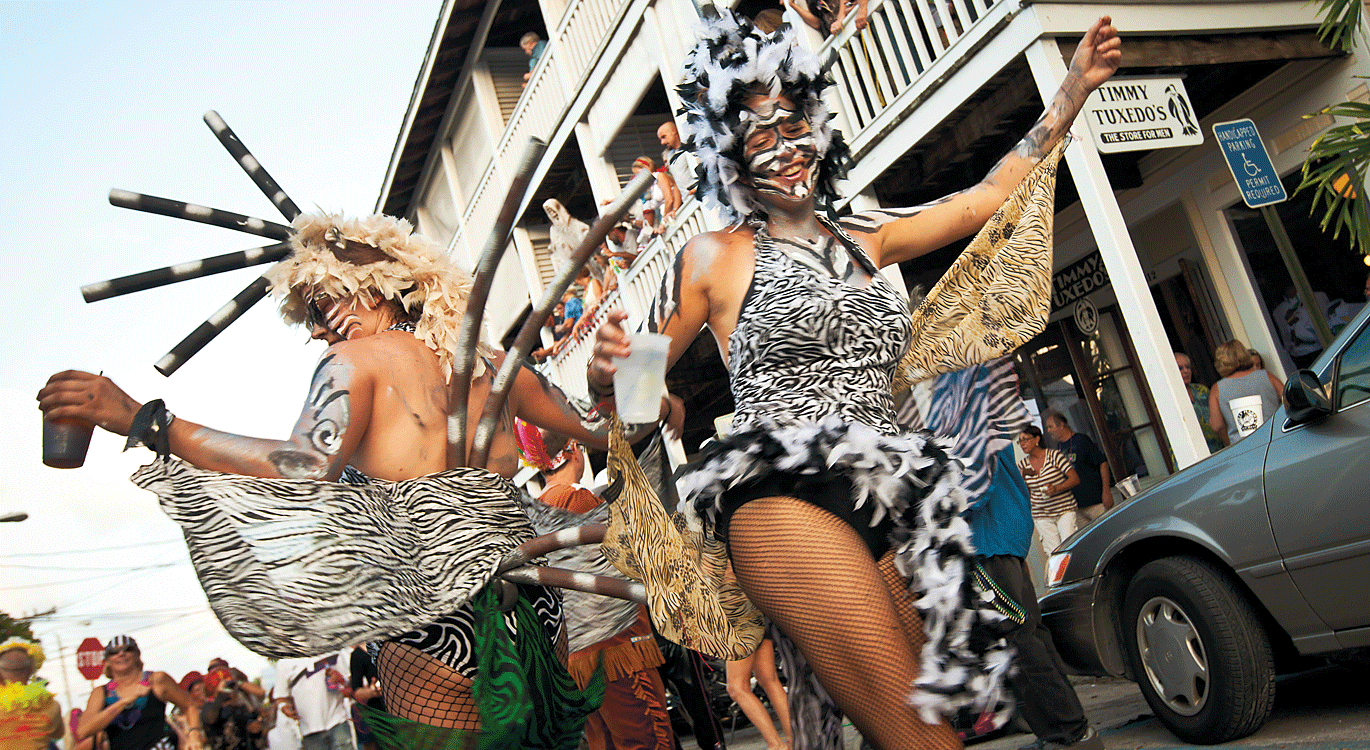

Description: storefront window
[1226,170,1369,371]
[1018,307,1173,488]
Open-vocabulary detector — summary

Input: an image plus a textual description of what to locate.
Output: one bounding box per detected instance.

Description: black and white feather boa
[676,8,849,225]
[678,414,1013,724]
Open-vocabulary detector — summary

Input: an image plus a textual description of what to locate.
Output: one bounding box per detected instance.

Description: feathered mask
[265,212,494,380]
[676,8,850,224]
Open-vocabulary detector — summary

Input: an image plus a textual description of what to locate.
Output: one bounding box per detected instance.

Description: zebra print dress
[133,457,546,661]
[677,220,1013,725]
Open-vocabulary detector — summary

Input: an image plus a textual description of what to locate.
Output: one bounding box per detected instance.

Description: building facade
[378,0,1370,480]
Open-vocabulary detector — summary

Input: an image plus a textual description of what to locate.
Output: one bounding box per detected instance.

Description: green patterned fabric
[363,586,603,750]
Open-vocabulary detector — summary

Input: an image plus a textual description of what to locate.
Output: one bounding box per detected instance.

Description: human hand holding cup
[612,332,672,423]
[37,370,140,468]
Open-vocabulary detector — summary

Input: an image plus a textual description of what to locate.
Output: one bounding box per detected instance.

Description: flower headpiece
[265,212,494,380]
[676,8,850,224]
[514,419,576,473]
[0,637,44,671]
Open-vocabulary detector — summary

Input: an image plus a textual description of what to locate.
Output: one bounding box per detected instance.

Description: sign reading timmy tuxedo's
[1081,76,1203,153]
[1053,251,1110,311]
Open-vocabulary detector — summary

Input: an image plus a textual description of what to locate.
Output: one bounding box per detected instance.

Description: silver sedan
[1039,303,1370,745]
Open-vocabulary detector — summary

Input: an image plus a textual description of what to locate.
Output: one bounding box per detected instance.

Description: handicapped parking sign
[1213,119,1287,208]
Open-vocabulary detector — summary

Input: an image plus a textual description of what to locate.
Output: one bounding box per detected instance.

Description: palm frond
[1297,108,1370,253]
[1313,0,1363,52]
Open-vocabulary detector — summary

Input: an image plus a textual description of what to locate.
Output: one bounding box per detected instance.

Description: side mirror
[1285,369,1332,425]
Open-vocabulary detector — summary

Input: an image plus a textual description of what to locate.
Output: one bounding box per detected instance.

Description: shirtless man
[39,212,680,744]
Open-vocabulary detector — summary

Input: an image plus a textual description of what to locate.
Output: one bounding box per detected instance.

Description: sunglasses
[304,297,331,329]
[105,646,138,657]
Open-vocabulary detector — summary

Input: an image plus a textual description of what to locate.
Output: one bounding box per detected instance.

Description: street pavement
[707,662,1370,750]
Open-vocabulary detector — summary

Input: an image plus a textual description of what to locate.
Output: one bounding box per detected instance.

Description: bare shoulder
[681,227,754,275]
[325,331,432,371]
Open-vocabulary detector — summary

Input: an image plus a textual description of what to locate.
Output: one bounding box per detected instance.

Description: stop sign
[75,637,105,680]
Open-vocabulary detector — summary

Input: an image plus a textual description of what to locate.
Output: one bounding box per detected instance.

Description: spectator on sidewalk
[206,659,265,704]
[275,654,353,750]
[0,637,65,750]
[1017,425,1081,579]
[200,668,263,750]
[657,121,695,196]
[1043,413,1111,526]
[1174,352,1225,454]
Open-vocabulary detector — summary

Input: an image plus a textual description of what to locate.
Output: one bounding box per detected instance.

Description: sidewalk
[691,676,1146,750]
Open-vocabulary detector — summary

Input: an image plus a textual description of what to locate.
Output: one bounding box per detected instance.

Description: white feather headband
[266,212,493,380]
[676,8,849,225]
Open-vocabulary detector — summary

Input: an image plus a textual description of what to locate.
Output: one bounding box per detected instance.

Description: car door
[1263,317,1370,633]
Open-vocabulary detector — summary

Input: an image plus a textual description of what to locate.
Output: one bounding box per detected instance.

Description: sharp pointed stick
[203,111,301,221]
[448,137,547,468]
[468,169,654,468]
[81,242,291,303]
[109,189,293,241]
[154,277,271,376]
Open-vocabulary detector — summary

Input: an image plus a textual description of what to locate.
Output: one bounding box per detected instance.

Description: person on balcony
[588,10,1119,750]
[631,157,682,244]
[785,0,868,37]
[521,31,547,87]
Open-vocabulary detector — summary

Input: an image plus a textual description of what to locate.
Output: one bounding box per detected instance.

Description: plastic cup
[612,332,671,423]
[43,417,95,469]
[1228,395,1265,437]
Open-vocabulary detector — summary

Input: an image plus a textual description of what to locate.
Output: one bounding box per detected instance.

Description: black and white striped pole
[468,168,655,468]
[153,277,272,376]
[80,242,290,302]
[203,110,302,221]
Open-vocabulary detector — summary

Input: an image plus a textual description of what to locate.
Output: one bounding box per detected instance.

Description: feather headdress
[0,637,44,671]
[676,8,850,224]
[266,212,493,380]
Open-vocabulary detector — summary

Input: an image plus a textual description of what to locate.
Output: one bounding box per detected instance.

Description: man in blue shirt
[971,446,1103,750]
[1044,412,1111,525]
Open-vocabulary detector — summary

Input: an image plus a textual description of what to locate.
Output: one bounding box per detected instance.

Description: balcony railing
[544,199,708,400]
[820,0,1004,138]
[538,0,1015,392]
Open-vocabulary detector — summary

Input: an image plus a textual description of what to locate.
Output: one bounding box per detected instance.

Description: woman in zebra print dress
[39,213,676,749]
[588,11,1120,750]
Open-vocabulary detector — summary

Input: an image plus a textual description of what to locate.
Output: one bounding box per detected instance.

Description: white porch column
[1025,38,1210,470]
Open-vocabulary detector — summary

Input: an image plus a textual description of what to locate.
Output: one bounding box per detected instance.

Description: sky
[0,0,441,711]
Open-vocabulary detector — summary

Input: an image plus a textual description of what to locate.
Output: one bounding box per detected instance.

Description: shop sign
[1082,76,1204,153]
[1212,118,1288,208]
[1074,298,1099,334]
[1053,250,1110,310]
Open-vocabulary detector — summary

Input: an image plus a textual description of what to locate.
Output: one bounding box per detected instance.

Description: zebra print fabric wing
[892,139,1067,393]
[599,419,766,661]
[132,457,536,659]
[896,357,1032,498]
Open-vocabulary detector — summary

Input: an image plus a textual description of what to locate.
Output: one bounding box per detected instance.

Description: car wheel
[1122,556,1276,744]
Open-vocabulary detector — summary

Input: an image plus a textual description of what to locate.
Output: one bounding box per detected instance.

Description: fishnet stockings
[376,641,480,730]
[728,496,961,750]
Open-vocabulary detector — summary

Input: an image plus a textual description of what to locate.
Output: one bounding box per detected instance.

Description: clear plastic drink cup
[612,332,671,423]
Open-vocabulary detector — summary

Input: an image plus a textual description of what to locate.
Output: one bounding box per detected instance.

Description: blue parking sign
[1213,119,1287,208]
